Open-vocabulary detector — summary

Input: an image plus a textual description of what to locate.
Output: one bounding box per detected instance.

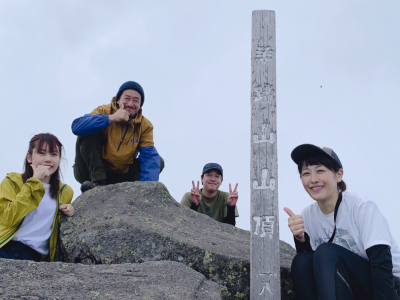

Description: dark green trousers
[73,131,164,184]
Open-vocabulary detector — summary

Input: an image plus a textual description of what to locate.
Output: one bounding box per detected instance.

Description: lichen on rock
[57,181,296,299]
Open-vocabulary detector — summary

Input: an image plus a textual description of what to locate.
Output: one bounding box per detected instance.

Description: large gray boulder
[0,258,221,299]
[58,182,296,299]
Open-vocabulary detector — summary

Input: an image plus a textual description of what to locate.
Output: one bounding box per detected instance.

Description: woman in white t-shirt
[284,144,400,300]
[0,133,74,262]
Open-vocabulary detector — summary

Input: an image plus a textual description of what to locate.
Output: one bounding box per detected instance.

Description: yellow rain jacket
[92,97,155,174]
[0,172,73,261]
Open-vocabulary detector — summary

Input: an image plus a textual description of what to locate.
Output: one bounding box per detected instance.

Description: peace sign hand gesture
[227,183,238,206]
[191,180,201,205]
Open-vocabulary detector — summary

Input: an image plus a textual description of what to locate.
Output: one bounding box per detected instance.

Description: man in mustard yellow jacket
[72,81,163,192]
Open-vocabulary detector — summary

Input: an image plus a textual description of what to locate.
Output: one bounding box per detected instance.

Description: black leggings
[291,243,399,300]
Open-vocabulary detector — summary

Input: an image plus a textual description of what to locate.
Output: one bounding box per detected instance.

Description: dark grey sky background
[1,1,399,246]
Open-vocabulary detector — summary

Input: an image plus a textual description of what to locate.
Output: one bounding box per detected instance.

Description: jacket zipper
[117,121,131,152]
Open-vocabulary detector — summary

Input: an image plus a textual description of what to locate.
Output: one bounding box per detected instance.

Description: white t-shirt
[301,191,400,277]
[13,183,56,255]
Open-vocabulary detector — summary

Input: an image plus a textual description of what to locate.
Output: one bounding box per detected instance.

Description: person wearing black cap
[284,144,400,299]
[71,81,164,192]
[180,163,239,226]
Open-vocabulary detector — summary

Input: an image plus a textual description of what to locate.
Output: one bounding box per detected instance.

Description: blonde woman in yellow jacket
[0,133,74,262]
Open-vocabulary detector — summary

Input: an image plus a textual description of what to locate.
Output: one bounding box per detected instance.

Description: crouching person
[285,144,400,299]
[72,81,164,192]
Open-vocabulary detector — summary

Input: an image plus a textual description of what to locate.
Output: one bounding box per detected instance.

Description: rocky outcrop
[58,181,296,299]
[0,258,221,299]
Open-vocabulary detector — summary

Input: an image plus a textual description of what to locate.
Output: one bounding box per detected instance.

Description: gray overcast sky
[1,1,399,247]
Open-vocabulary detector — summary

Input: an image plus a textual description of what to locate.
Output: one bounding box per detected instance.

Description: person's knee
[314,243,341,260]
[159,156,165,173]
[73,164,83,184]
[77,131,103,151]
[292,252,313,275]
[313,243,343,273]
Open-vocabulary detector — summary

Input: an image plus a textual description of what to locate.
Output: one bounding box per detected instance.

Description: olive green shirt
[181,189,239,222]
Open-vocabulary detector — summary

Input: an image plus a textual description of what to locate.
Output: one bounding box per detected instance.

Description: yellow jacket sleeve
[0,175,45,228]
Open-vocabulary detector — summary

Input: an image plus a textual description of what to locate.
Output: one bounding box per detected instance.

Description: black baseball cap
[202,163,223,177]
[291,144,343,169]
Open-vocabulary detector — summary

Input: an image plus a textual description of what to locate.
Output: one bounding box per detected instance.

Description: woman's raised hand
[284,207,305,242]
[31,164,51,182]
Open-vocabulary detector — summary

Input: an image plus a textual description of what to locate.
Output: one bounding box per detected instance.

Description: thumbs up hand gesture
[110,102,130,123]
[284,207,305,242]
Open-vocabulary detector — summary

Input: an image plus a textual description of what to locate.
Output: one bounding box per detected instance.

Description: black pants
[0,240,42,262]
[291,243,400,300]
[73,131,164,184]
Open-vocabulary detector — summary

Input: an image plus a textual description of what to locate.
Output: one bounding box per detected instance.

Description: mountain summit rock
[0,181,296,299]
[58,181,295,299]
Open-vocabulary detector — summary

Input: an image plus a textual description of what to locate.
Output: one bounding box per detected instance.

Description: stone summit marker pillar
[250,10,280,300]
